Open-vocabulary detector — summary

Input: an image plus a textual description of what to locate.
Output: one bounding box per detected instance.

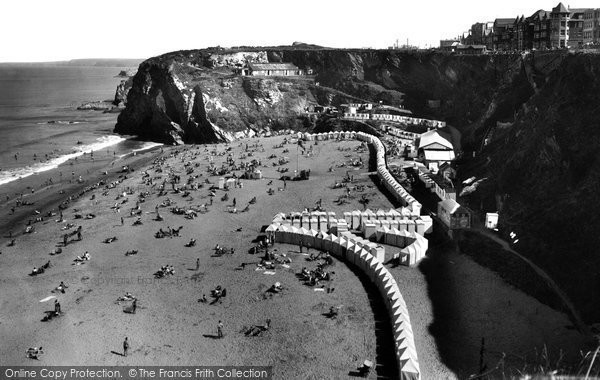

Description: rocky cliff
[114,48,525,144]
[115,47,600,323]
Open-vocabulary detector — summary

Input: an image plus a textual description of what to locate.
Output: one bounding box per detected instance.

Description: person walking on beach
[63,234,68,247]
[196,258,200,271]
[123,337,129,357]
[299,238,304,253]
[217,321,224,338]
[54,300,61,314]
[121,217,124,226]
[132,299,137,314]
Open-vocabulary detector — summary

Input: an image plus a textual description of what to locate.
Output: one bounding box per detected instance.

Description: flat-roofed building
[244,63,303,76]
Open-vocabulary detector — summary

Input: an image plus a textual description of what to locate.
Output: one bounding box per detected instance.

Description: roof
[457,44,487,50]
[439,199,460,214]
[418,129,454,150]
[248,62,299,71]
[371,104,411,115]
[552,2,568,13]
[495,18,516,27]
[439,199,470,215]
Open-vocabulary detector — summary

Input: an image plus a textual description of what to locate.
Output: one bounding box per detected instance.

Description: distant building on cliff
[457,2,599,51]
[241,63,303,76]
[583,8,600,45]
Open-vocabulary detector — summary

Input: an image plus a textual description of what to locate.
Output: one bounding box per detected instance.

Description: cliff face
[115,48,526,144]
[115,48,600,322]
[474,53,600,323]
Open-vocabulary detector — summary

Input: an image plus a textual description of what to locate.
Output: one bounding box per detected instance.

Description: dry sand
[0,134,586,379]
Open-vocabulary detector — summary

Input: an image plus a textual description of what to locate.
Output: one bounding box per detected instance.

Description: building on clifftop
[241,63,303,76]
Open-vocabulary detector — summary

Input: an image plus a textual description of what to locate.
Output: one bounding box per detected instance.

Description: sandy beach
[0,134,586,379]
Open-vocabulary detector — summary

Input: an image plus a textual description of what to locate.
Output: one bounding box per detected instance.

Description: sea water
[0,65,160,186]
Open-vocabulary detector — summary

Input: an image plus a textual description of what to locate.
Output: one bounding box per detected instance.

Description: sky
[0,0,581,62]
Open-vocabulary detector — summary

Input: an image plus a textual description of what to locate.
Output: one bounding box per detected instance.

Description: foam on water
[0,135,126,186]
[119,142,163,158]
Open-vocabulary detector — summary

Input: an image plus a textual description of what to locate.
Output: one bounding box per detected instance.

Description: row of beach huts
[263,131,428,379]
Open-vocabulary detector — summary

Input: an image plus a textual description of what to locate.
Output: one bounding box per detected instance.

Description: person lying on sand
[74,251,90,262]
[26,347,43,360]
[54,281,68,293]
[116,292,136,302]
[243,319,271,337]
[103,236,118,244]
[30,266,44,276]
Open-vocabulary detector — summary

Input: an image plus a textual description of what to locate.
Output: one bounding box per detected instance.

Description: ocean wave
[36,120,87,125]
[119,142,163,158]
[0,135,126,186]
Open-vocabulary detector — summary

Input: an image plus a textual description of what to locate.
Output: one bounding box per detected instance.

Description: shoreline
[0,146,163,240]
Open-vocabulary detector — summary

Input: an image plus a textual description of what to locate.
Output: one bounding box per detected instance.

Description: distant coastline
[0,58,144,67]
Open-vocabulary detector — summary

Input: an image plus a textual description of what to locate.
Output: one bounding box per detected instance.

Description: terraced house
[457,2,598,51]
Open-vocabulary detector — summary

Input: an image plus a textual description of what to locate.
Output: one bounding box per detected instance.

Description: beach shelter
[350,131,357,139]
[406,220,416,233]
[356,248,370,271]
[332,236,345,257]
[299,227,313,247]
[328,218,338,233]
[398,219,408,232]
[389,208,402,220]
[309,217,319,231]
[380,220,391,230]
[343,239,355,262]
[363,222,377,240]
[398,360,420,380]
[326,233,337,253]
[343,211,352,226]
[415,220,425,235]
[332,131,340,139]
[218,177,226,189]
[265,223,280,241]
[420,215,433,234]
[301,217,310,230]
[375,227,386,243]
[315,231,328,250]
[274,224,286,244]
[226,178,236,189]
[351,210,361,229]
[376,209,387,220]
[364,254,379,280]
[272,212,286,223]
[287,226,301,246]
[369,244,385,263]
[327,131,334,140]
[401,244,418,266]
[292,218,301,228]
[384,227,396,246]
